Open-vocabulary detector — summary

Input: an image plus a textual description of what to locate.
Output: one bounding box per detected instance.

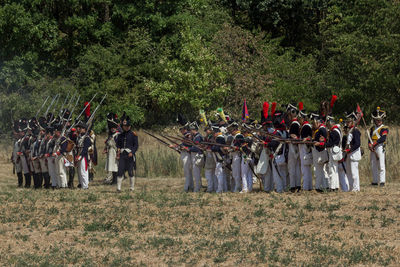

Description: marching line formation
[146,96,388,193]
[10,93,111,191]
[10,93,388,194]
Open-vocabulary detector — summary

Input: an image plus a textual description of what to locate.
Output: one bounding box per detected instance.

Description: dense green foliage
[0,0,399,133]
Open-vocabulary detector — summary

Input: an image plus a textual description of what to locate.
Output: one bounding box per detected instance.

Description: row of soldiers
[168,102,388,193]
[11,102,98,190]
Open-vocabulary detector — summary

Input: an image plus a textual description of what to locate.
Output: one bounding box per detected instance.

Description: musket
[61,95,81,136]
[70,93,98,128]
[48,94,61,122]
[54,95,81,157]
[85,94,107,130]
[75,93,107,152]
[242,123,314,145]
[68,94,79,111]
[164,134,205,151]
[158,133,186,148]
[58,92,70,117]
[51,94,61,114]
[143,131,181,154]
[35,96,50,118]
[44,94,59,117]
[74,94,106,158]
[200,141,232,147]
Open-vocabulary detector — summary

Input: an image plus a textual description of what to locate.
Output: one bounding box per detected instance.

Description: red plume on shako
[84,101,91,119]
[298,102,304,111]
[271,102,277,116]
[263,102,269,119]
[330,95,338,108]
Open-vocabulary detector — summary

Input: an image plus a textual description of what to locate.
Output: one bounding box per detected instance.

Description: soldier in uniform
[311,113,329,192]
[325,116,341,191]
[257,103,274,193]
[104,113,120,185]
[344,112,362,192]
[18,119,32,188]
[268,110,288,193]
[338,123,350,192]
[66,128,78,188]
[54,124,68,188]
[39,125,51,189]
[189,122,204,192]
[298,109,313,191]
[178,121,193,192]
[369,107,388,186]
[88,128,97,182]
[30,125,43,189]
[12,120,24,187]
[76,122,93,190]
[211,125,228,193]
[45,126,58,189]
[286,104,301,192]
[229,122,243,192]
[203,125,217,192]
[116,116,139,192]
[240,128,254,193]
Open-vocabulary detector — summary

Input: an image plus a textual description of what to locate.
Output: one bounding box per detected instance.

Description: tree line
[0,0,399,133]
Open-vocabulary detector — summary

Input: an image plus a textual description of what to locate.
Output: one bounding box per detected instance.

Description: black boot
[89,172,94,182]
[68,167,75,188]
[38,173,43,188]
[24,173,31,188]
[17,172,23,187]
[33,173,38,189]
[112,172,118,185]
[43,172,50,189]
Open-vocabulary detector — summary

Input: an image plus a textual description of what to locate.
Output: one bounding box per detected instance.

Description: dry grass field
[0,128,399,266]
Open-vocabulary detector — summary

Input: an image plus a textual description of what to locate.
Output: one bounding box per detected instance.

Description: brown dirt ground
[0,159,399,266]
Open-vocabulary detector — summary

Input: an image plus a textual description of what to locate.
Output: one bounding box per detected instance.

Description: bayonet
[35,96,50,118]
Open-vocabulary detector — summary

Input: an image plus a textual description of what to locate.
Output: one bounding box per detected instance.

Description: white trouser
[79,157,89,189]
[262,161,273,192]
[371,144,386,184]
[56,156,68,188]
[215,162,227,193]
[338,161,349,192]
[299,144,313,190]
[241,158,253,192]
[346,157,360,191]
[272,161,286,193]
[48,157,57,186]
[327,154,339,190]
[300,162,313,191]
[204,168,217,192]
[312,148,329,190]
[181,152,193,192]
[191,152,203,192]
[117,175,135,191]
[231,152,242,192]
[39,158,48,173]
[288,144,301,188]
[314,163,329,190]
